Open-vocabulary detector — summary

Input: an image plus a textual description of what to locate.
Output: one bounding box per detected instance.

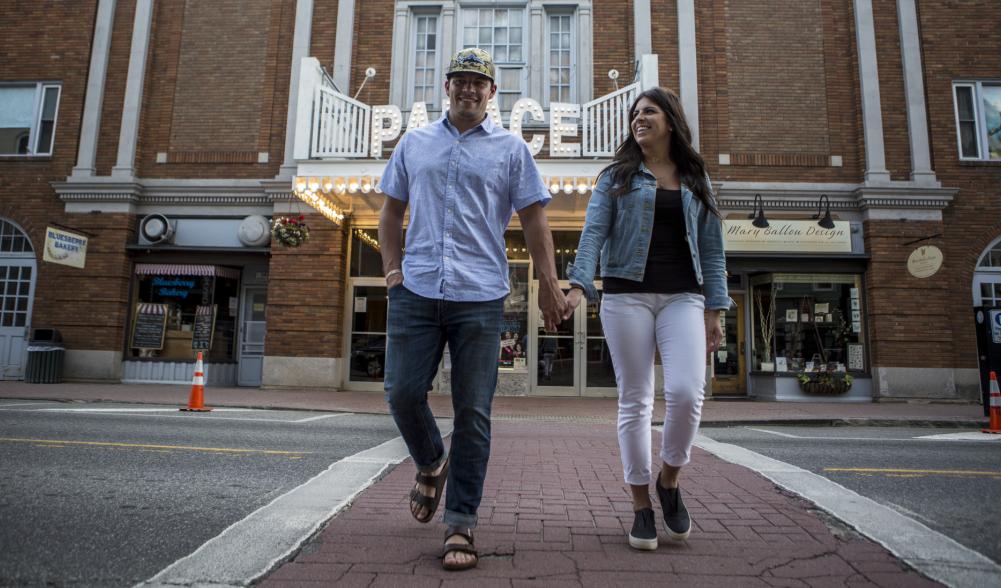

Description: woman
[565,87,731,551]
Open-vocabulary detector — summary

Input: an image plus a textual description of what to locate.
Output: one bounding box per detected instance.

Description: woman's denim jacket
[567,163,734,311]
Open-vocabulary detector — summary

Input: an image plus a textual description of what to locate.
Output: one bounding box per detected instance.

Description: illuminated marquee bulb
[563,178,573,194]
[373,177,383,193]
[361,177,372,193]
[577,180,588,194]
[549,178,560,194]
[334,178,346,194]
[295,177,307,192]
[308,177,320,191]
[322,177,333,193]
[348,177,359,193]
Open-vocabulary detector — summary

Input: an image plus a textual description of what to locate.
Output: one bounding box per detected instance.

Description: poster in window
[847,343,864,371]
[785,309,798,322]
[131,303,168,350]
[192,305,217,350]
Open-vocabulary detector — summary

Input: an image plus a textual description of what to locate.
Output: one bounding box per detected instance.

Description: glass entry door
[346,280,389,391]
[531,282,616,397]
[237,286,267,387]
[711,295,746,396]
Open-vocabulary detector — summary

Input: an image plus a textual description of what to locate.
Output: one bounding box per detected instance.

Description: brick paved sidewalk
[261,422,938,587]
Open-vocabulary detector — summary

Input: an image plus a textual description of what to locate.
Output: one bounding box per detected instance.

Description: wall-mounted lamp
[608,69,620,91]
[813,194,835,229]
[748,193,769,228]
[353,67,377,100]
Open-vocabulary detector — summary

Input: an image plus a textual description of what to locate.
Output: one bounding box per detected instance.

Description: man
[378,47,565,571]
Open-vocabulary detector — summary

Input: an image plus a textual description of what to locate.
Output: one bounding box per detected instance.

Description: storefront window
[129,267,240,362]
[524,230,583,281]
[500,263,529,371]
[350,229,387,277]
[750,274,867,374]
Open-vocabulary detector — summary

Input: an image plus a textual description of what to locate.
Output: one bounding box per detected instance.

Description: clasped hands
[538,283,583,332]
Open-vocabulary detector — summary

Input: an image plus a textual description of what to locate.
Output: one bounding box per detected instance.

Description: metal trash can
[25,328,64,384]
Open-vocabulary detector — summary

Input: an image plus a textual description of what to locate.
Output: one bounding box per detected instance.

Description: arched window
[974,236,1001,306]
[0,219,33,255]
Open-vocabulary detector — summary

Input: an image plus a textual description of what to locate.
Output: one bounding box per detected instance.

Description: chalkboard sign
[192,305,217,350]
[131,303,168,350]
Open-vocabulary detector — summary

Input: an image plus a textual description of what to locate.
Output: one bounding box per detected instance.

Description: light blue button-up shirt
[379,114,550,301]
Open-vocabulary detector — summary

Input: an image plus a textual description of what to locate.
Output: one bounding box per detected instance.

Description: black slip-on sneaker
[656,480,691,541]
[629,507,658,551]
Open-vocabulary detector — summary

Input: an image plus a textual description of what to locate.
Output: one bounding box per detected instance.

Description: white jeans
[600,292,707,485]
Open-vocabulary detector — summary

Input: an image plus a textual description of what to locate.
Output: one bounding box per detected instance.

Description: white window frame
[389,1,592,122]
[407,10,443,107]
[0,82,61,157]
[458,2,529,114]
[953,81,1001,162]
[544,7,576,106]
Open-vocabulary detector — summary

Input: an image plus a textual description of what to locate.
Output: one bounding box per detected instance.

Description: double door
[531,281,617,397]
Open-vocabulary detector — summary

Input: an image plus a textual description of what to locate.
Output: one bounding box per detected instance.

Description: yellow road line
[825,467,1001,477]
[0,437,310,456]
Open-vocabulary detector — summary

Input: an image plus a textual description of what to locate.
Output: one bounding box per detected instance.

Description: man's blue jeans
[384,284,504,529]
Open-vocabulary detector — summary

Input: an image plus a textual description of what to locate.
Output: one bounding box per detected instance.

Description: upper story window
[461,7,525,112]
[0,83,61,156]
[953,82,1001,161]
[390,2,592,120]
[412,13,440,105]
[547,12,574,104]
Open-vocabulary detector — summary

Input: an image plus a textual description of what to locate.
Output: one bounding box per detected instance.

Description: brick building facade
[0,0,997,403]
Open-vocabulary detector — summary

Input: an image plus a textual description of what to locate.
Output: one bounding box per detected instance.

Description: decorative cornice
[852,185,957,210]
[717,182,958,212]
[51,180,142,203]
[52,178,287,208]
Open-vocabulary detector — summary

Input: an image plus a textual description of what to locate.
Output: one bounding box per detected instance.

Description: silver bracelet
[386,269,402,280]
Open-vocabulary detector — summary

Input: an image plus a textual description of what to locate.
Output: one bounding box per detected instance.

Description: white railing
[312,85,371,158]
[581,82,639,158]
[295,54,660,161]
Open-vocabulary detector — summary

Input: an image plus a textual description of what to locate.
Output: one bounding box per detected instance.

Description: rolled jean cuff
[443,508,478,529]
[415,450,448,474]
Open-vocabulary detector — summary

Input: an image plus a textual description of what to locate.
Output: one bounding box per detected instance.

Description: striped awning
[134,263,241,280]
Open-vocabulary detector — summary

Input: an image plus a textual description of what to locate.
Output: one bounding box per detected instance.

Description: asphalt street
[0,400,402,587]
[699,425,1001,567]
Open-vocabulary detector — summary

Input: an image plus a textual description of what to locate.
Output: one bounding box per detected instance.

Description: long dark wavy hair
[600,87,719,217]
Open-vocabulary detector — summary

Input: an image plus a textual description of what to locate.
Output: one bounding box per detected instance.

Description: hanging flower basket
[271,215,310,248]
[797,372,853,395]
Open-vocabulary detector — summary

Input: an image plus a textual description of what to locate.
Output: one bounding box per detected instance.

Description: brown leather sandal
[441,526,478,571]
[408,457,448,523]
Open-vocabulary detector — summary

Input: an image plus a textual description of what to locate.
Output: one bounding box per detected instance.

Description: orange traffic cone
[983,371,1001,434]
[180,351,212,412]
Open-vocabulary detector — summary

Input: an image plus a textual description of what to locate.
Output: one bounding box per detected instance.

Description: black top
[602,188,702,296]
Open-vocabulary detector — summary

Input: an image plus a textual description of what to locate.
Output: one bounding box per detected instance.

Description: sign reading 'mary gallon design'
[722,220,852,253]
